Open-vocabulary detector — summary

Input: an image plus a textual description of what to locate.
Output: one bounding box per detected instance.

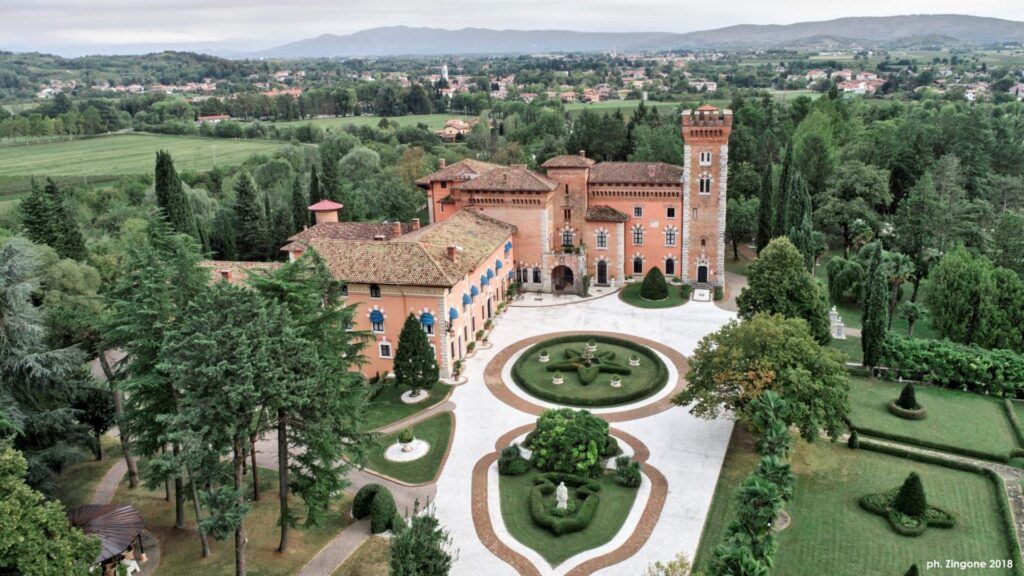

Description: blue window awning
[495,259,503,270]
[480,274,489,286]
[369,310,384,323]
[420,312,434,327]
[471,285,480,297]
[505,240,512,252]
[486,268,494,279]
[462,293,471,305]
[449,307,459,321]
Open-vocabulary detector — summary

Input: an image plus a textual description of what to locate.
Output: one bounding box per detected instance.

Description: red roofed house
[196,114,231,125]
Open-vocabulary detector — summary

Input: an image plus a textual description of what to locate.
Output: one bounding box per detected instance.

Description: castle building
[207,106,730,380]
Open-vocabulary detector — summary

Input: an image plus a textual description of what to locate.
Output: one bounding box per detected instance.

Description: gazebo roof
[67,504,146,564]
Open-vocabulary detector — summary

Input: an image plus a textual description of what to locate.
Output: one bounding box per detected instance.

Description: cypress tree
[774,141,795,237]
[307,167,321,226]
[233,171,268,261]
[905,565,920,576]
[393,313,438,394]
[19,178,86,260]
[896,383,920,411]
[862,242,889,369]
[785,174,814,271]
[291,174,307,235]
[893,472,927,517]
[19,178,58,249]
[756,164,774,254]
[154,150,199,240]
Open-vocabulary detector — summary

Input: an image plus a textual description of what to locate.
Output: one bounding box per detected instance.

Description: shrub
[398,428,414,444]
[896,383,920,410]
[498,444,530,476]
[881,334,1024,396]
[615,456,642,487]
[905,566,919,576]
[847,430,860,449]
[528,472,602,535]
[679,284,692,299]
[485,319,493,329]
[640,267,669,300]
[713,285,724,301]
[894,472,926,517]
[352,483,386,519]
[475,329,485,341]
[602,436,623,458]
[369,488,398,534]
[887,400,928,420]
[467,341,476,352]
[529,408,611,478]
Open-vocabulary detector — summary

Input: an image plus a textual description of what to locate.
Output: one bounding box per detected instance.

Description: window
[701,238,707,247]
[666,207,676,219]
[379,342,392,358]
[421,313,435,336]
[665,258,676,276]
[372,319,384,332]
[561,229,573,247]
[369,284,381,298]
[633,206,643,218]
[632,225,643,245]
[564,208,571,220]
[699,177,711,194]
[596,230,608,249]
[665,228,677,246]
[633,257,643,275]
[699,151,712,166]
[440,181,447,189]
[532,267,541,284]
[692,208,698,220]
[340,284,348,296]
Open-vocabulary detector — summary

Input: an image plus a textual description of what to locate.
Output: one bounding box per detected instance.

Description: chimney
[439,158,446,169]
[446,245,460,263]
[390,221,402,237]
[579,150,586,158]
[647,164,656,178]
[411,218,421,230]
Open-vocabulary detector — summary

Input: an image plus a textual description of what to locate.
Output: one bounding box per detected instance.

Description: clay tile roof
[588,162,683,185]
[453,166,558,193]
[697,104,719,111]
[414,158,503,187]
[308,199,343,211]
[586,205,629,222]
[290,210,516,288]
[541,154,596,168]
[283,222,413,249]
[200,260,283,285]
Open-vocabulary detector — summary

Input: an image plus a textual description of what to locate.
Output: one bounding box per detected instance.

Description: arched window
[665,227,677,246]
[632,225,644,245]
[420,312,435,336]
[699,177,712,194]
[370,309,385,332]
[596,230,608,249]
[369,284,381,298]
[665,258,676,276]
[532,267,541,284]
[561,229,574,247]
[633,257,643,275]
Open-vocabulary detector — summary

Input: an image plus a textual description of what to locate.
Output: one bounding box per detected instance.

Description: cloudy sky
[4,0,1024,54]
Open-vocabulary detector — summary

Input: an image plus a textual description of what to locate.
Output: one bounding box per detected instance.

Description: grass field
[829,335,864,363]
[331,536,390,576]
[52,435,124,510]
[619,282,688,309]
[271,113,480,132]
[499,469,639,566]
[695,434,1017,575]
[848,376,1021,461]
[362,412,453,485]
[363,382,453,432]
[117,465,351,576]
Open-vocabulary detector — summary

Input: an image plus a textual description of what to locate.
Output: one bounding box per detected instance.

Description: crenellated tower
[681,105,732,288]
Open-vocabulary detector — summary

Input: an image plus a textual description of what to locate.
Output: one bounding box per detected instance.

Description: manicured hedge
[1005,399,1024,448]
[528,472,602,536]
[851,426,1011,463]
[353,483,399,534]
[511,335,669,407]
[353,483,386,519]
[886,400,928,420]
[882,334,1024,397]
[858,488,955,536]
[498,444,530,476]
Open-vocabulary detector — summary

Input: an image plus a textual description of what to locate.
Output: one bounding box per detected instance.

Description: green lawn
[52,435,124,510]
[270,113,480,132]
[511,336,668,407]
[848,376,1020,461]
[0,133,284,195]
[619,282,688,309]
[829,335,864,363]
[499,468,639,566]
[696,435,1017,575]
[363,382,452,431]
[362,412,453,485]
[723,253,753,276]
[117,465,351,576]
[331,536,390,576]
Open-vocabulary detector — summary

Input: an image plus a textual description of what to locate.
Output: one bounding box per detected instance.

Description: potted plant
[552,371,564,385]
[485,319,493,330]
[629,354,640,367]
[586,339,598,353]
[399,428,415,452]
[476,329,485,341]
[452,359,463,379]
[610,375,623,388]
[467,341,476,353]
[538,350,550,363]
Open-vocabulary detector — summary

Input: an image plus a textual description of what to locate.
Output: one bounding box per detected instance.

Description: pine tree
[154,150,199,240]
[233,171,268,260]
[893,472,927,517]
[291,173,307,235]
[307,167,321,226]
[905,565,920,576]
[18,178,58,249]
[861,242,889,369]
[756,164,774,254]
[18,178,86,260]
[394,313,438,394]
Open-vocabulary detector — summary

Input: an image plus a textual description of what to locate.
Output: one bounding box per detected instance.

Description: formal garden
[510,335,669,407]
[361,412,454,485]
[619,267,691,309]
[496,409,643,565]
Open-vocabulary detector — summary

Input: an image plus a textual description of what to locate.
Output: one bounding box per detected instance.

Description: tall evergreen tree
[773,141,795,237]
[233,171,268,260]
[861,242,889,369]
[307,167,321,226]
[18,178,57,249]
[394,313,438,394]
[756,164,775,254]
[785,173,814,271]
[388,504,455,576]
[19,178,86,260]
[154,150,199,240]
[291,174,307,235]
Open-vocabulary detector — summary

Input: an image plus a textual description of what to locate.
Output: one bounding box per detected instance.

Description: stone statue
[555,481,569,510]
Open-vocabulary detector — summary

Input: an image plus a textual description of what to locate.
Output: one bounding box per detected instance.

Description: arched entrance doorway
[552,265,575,292]
[596,260,608,285]
[697,265,709,284]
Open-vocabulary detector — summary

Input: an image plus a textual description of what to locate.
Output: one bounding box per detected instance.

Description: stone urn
[610,375,622,388]
[552,372,564,385]
[399,428,415,452]
[539,351,550,363]
[586,340,598,353]
[629,355,640,367]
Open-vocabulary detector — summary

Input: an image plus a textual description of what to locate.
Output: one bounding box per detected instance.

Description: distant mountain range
[254,15,1024,58]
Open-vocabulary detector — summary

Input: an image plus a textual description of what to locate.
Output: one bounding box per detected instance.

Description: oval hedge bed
[511,335,669,407]
[619,282,687,309]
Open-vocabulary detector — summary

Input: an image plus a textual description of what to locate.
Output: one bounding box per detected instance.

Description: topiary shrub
[530,408,612,478]
[859,472,954,536]
[353,483,385,519]
[713,286,724,301]
[498,444,530,476]
[369,487,398,534]
[528,472,602,536]
[848,430,860,449]
[640,267,669,300]
[680,284,692,299]
[894,472,926,517]
[398,427,414,444]
[615,456,642,488]
[897,383,920,410]
[905,565,919,576]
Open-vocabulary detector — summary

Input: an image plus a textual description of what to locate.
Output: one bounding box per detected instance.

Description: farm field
[271,112,480,131]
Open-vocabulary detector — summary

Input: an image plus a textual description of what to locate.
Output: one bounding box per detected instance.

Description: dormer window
[370,284,381,299]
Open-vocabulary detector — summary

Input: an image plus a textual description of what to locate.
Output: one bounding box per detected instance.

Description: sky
[3,0,1024,55]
